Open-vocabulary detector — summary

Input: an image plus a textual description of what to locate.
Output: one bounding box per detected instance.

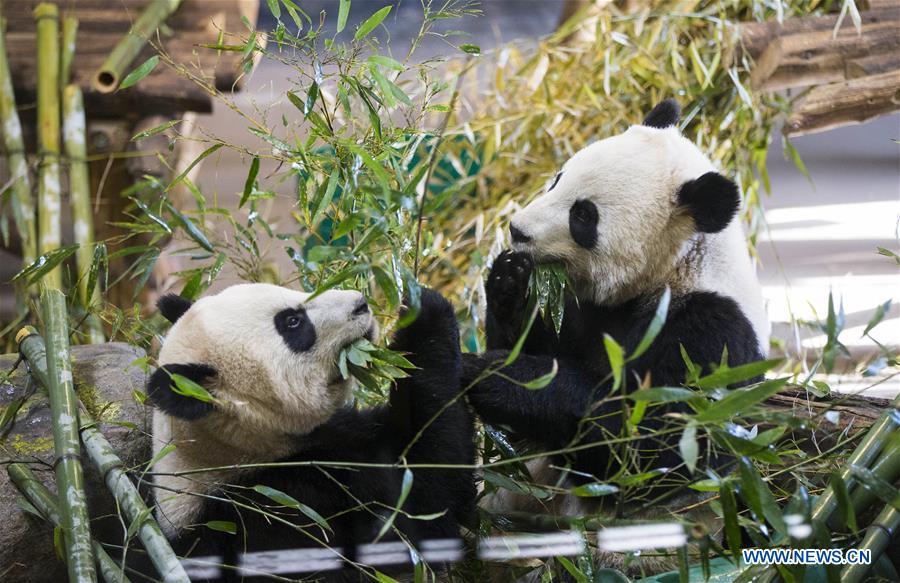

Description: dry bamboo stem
[94,0,183,93]
[35,3,63,290]
[36,290,97,582]
[18,328,189,582]
[63,85,105,343]
[7,463,132,583]
[60,15,78,90]
[0,17,36,267]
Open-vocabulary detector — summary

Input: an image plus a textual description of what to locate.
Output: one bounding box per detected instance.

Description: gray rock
[0,343,152,582]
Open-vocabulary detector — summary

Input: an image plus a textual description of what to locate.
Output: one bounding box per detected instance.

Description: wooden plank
[3,0,259,117]
[784,70,900,136]
[748,18,900,90]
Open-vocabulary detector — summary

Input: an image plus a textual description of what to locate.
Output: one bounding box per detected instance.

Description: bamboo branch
[34,3,63,290]
[18,328,189,583]
[36,290,97,582]
[60,15,78,90]
[0,17,36,267]
[7,463,132,583]
[93,0,184,93]
[63,85,105,343]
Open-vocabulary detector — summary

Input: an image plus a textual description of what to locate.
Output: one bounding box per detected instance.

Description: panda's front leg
[485,250,556,353]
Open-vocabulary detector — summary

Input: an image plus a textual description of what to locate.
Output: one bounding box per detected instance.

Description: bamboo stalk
[60,15,78,90]
[34,3,63,290]
[38,289,97,582]
[63,85,105,344]
[0,17,36,267]
[841,502,900,583]
[7,463,132,583]
[17,328,189,583]
[846,443,900,521]
[809,393,900,526]
[93,0,183,93]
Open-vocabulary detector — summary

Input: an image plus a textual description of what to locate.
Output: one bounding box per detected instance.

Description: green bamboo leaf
[126,507,152,539]
[131,119,182,141]
[862,299,892,337]
[782,137,812,184]
[337,0,351,33]
[695,377,788,423]
[521,359,557,390]
[312,166,340,227]
[680,424,699,474]
[345,143,390,194]
[165,201,214,253]
[205,520,237,534]
[694,359,783,390]
[13,245,79,284]
[354,5,391,40]
[147,443,176,469]
[603,334,624,391]
[629,287,671,360]
[738,457,786,536]
[629,387,697,403]
[240,157,260,208]
[170,373,215,403]
[720,483,742,561]
[570,483,618,497]
[266,0,280,19]
[459,43,481,55]
[252,485,332,531]
[504,305,539,365]
[376,468,412,540]
[119,56,159,90]
[85,242,108,301]
[372,265,400,308]
[830,470,858,532]
[368,54,403,70]
[168,143,223,191]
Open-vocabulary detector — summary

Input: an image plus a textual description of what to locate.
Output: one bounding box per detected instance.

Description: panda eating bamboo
[147,284,475,581]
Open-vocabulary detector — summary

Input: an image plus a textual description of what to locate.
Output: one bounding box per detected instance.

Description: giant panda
[148,283,475,581]
[463,100,769,574]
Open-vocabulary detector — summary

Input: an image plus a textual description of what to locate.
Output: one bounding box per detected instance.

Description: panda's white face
[509,115,735,305]
[157,283,378,436]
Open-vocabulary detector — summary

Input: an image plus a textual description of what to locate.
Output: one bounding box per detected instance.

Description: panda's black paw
[486,250,533,321]
[391,288,460,371]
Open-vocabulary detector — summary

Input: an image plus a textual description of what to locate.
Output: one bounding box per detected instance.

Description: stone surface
[0,343,152,582]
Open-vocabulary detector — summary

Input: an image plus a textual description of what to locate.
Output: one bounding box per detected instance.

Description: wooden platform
[3,0,259,117]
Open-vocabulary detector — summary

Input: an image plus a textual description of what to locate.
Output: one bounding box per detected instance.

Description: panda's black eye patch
[569,199,598,249]
[275,308,316,353]
[548,172,562,191]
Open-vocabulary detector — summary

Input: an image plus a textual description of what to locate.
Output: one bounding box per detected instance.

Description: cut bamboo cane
[93,0,183,93]
[34,3,63,290]
[809,393,899,526]
[0,17,36,267]
[60,15,78,90]
[841,501,900,583]
[7,463,132,583]
[39,289,97,582]
[63,85,105,344]
[17,328,189,583]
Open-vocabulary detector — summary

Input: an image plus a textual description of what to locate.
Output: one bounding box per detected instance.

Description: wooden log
[846,52,900,78]
[738,6,900,62]
[784,70,900,136]
[748,18,900,90]
[764,388,892,433]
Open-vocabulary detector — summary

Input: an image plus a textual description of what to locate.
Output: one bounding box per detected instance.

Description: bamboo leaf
[168,143,223,191]
[695,377,788,423]
[13,245,79,284]
[119,56,158,90]
[266,0,281,19]
[694,359,783,390]
[862,299,892,337]
[165,201,214,252]
[629,287,670,360]
[205,520,237,534]
[337,0,351,33]
[521,359,557,390]
[680,424,699,473]
[720,481,743,561]
[830,470,858,532]
[240,156,260,208]
[252,484,332,531]
[570,483,618,497]
[355,6,391,40]
[131,119,182,141]
[603,334,624,391]
[170,373,215,403]
[147,443,176,469]
[629,387,698,403]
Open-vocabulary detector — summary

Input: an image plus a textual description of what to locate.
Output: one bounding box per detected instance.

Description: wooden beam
[747,17,900,90]
[783,70,900,136]
[846,52,900,78]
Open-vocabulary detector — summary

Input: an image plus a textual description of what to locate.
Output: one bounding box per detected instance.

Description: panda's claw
[486,250,532,320]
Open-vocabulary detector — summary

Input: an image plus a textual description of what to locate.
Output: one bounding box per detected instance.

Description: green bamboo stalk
[93,0,183,93]
[7,463,132,583]
[63,84,105,344]
[39,289,97,582]
[840,502,900,583]
[846,443,900,522]
[35,3,63,290]
[0,17,36,267]
[18,328,189,583]
[809,393,900,526]
[60,16,78,90]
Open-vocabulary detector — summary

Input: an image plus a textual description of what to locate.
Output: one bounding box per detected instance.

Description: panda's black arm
[462,351,599,447]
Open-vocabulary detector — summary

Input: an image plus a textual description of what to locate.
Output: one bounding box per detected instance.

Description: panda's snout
[352,298,370,317]
[509,223,532,244]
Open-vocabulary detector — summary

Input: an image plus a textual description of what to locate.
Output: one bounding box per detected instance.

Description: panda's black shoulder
[664,291,763,371]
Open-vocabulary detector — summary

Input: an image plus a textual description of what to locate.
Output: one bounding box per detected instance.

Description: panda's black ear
[643,99,680,129]
[158,294,193,324]
[677,172,740,234]
[147,363,217,419]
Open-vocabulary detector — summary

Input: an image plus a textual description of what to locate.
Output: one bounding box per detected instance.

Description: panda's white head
[149,283,378,439]
[509,100,742,306]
